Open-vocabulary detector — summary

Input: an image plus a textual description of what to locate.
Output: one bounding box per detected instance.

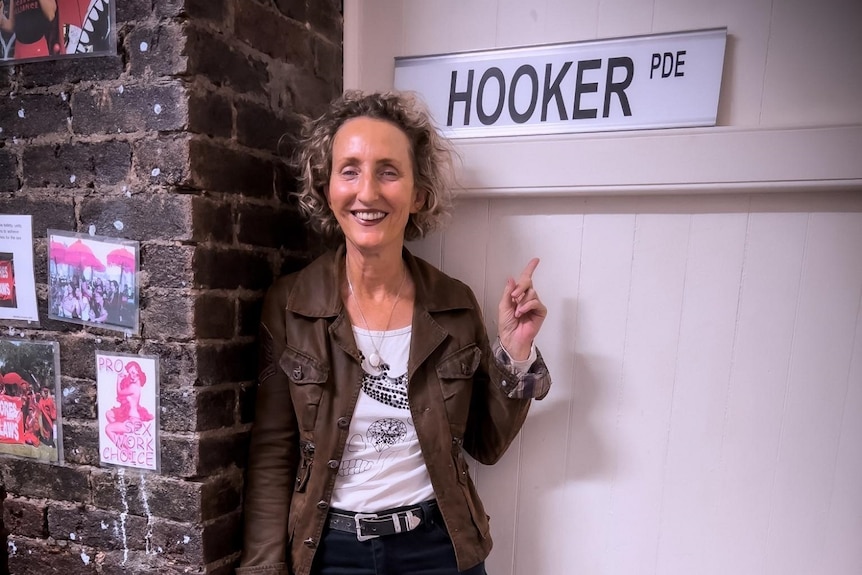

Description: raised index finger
[519,257,540,282]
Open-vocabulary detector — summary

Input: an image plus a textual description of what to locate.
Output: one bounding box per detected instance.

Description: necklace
[347,261,407,369]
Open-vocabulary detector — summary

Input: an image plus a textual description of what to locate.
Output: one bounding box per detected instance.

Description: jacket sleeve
[462,290,552,466]
[238,283,299,575]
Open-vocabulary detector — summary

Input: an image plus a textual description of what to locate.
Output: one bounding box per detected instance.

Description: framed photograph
[0,214,39,323]
[0,0,117,65]
[47,229,139,334]
[0,338,62,463]
[96,352,159,472]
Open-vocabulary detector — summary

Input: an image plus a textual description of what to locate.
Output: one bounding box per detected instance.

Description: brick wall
[0,1,342,573]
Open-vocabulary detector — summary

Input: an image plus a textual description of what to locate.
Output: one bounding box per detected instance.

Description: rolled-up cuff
[493,338,552,400]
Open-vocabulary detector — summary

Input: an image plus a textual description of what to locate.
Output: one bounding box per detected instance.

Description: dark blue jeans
[311,502,487,575]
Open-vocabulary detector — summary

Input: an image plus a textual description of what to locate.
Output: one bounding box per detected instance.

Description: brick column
[0,1,342,573]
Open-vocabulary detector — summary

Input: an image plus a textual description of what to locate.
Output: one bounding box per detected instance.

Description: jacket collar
[286,244,477,380]
[285,244,476,318]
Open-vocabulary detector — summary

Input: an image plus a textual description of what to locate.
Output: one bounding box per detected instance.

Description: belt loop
[419,500,437,526]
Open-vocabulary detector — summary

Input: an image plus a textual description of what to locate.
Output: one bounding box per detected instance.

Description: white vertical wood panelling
[400,0,499,55]
[543,0,601,43]
[481,200,583,575]
[763,213,862,575]
[818,293,862,575]
[760,0,862,126]
[710,209,809,574]
[597,0,655,38]
[606,212,691,573]
[413,197,862,575]
[562,209,636,575]
[655,210,748,574]
[495,0,599,47]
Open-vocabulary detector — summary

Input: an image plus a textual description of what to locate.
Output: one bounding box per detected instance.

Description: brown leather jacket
[238,247,551,575]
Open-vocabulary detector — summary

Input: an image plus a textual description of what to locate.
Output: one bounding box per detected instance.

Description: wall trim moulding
[452,125,862,197]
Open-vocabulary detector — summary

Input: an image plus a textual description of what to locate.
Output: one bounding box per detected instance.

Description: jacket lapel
[284,245,477,372]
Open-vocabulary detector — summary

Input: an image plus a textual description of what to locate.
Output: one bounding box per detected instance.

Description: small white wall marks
[139,473,156,555]
[116,468,130,564]
[139,42,149,52]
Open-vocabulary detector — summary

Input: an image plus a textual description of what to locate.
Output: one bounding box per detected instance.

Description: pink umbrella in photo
[49,241,67,263]
[106,248,135,270]
[62,240,106,272]
[106,247,135,288]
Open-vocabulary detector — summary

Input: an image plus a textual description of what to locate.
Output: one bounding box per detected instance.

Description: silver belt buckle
[354,512,379,541]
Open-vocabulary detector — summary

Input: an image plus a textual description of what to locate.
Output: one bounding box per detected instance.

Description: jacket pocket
[280,345,328,432]
[436,344,481,426]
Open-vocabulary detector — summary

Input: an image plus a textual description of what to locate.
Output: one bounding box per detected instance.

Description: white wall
[344,2,862,574]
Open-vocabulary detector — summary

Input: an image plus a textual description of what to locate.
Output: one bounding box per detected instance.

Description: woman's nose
[355,173,379,202]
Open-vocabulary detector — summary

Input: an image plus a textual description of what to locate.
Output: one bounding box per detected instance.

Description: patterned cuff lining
[493,338,551,399]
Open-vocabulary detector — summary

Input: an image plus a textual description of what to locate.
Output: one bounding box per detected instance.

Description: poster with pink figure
[96,351,159,472]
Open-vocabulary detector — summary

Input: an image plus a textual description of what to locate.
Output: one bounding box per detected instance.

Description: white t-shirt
[330,325,436,512]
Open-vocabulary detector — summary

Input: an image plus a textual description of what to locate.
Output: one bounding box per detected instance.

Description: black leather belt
[327,501,436,541]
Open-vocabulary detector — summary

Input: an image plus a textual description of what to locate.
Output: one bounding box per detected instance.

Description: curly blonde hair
[295,91,455,242]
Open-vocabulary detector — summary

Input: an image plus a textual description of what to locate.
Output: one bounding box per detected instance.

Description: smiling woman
[238,91,553,575]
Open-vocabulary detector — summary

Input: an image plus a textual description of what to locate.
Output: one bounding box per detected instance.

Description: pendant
[369,351,382,368]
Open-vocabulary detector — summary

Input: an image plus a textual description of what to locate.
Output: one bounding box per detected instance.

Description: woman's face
[326,117,424,256]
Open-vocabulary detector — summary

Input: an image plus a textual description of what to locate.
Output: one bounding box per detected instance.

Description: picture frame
[0,0,117,65]
[0,214,39,324]
[96,351,160,472]
[0,338,63,463]
[47,229,140,335]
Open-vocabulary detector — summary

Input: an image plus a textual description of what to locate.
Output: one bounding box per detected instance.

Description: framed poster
[0,214,39,323]
[96,352,159,472]
[0,338,62,463]
[0,0,116,65]
[47,229,139,334]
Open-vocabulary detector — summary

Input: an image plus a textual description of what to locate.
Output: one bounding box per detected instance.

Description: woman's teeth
[354,211,386,221]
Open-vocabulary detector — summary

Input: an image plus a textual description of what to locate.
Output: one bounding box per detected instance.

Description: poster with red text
[96,352,159,472]
[0,338,62,463]
[0,214,39,323]
[1,0,116,65]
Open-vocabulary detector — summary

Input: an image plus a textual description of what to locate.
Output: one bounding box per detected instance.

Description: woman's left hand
[498,258,547,361]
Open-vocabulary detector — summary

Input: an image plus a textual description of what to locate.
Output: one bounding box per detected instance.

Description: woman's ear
[411,188,427,213]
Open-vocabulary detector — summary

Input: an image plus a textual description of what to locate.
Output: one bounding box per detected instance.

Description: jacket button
[327,459,339,469]
[293,366,303,380]
[337,417,350,429]
[317,500,329,510]
[304,537,316,548]
[461,362,470,375]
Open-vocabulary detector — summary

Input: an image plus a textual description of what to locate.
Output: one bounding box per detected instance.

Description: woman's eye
[380,169,398,179]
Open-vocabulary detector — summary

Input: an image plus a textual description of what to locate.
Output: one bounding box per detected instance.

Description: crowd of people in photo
[48,275,135,327]
[0,371,57,449]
